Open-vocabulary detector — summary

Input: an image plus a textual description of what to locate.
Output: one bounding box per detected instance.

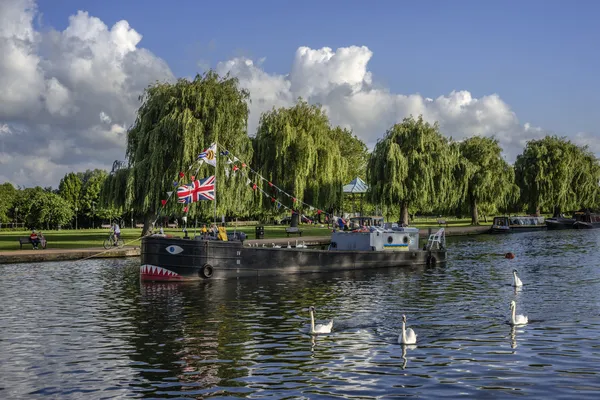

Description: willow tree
[514,136,598,215]
[253,100,346,214]
[102,71,254,233]
[459,136,518,224]
[367,115,462,225]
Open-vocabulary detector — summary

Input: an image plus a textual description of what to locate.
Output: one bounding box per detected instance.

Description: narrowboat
[545,215,577,230]
[573,212,600,229]
[140,226,447,282]
[491,215,547,234]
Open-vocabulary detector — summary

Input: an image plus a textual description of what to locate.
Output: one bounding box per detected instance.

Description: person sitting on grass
[30,229,41,250]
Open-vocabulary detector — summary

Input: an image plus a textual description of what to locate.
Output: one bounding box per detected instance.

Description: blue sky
[36,0,599,137]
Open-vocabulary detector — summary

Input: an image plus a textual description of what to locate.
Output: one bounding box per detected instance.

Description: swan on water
[509,300,528,325]
[272,243,281,248]
[287,241,291,248]
[309,306,333,334]
[398,314,417,345]
[512,269,523,287]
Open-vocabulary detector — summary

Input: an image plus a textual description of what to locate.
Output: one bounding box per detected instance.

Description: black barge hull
[140,236,447,281]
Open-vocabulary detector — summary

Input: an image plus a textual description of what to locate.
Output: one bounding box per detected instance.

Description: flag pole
[213,141,217,225]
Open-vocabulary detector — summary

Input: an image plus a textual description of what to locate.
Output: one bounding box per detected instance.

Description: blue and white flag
[197,143,217,167]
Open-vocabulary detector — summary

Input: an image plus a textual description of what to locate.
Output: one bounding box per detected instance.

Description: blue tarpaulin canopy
[343,177,369,194]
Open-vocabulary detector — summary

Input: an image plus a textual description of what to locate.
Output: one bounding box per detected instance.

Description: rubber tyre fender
[200,264,214,279]
[426,255,437,267]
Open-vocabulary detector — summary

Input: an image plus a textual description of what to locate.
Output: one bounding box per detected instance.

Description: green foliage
[12,187,74,229]
[0,182,18,223]
[330,127,369,182]
[459,136,518,224]
[253,100,347,214]
[104,71,253,223]
[515,136,600,214]
[367,115,463,221]
[58,172,83,209]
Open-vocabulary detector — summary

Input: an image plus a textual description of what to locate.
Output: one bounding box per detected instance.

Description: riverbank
[0,225,490,264]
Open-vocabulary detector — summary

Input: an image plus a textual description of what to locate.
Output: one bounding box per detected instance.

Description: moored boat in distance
[545,215,577,230]
[573,212,600,229]
[491,215,546,234]
[140,226,447,282]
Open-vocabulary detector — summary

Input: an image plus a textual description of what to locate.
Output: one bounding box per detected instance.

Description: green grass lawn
[0,217,487,251]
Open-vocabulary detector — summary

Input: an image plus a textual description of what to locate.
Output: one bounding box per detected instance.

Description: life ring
[200,264,214,279]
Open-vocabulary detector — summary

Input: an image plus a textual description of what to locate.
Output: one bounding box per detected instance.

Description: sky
[1,0,599,188]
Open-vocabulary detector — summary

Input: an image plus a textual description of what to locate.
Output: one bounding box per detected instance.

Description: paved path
[0,225,491,264]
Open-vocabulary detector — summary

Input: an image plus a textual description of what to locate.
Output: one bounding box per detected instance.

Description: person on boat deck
[210,223,218,237]
[216,223,228,241]
[201,224,208,234]
[338,216,346,231]
[30,229,41,249]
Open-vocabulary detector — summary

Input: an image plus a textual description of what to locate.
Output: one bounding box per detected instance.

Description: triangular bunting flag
[167,191,173,197]
[246,178,251,185]
[161,199,167,207]
[225,168,230,178]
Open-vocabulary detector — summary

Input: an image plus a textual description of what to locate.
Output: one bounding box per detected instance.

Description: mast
[214,141,217,225]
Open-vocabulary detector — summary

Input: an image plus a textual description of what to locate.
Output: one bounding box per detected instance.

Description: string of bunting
[152,141,333,227]
[153,143,217,226]
[215,143,332,220]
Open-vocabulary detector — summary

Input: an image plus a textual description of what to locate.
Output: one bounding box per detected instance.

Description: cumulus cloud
[0,0,174,187]
[0,0,597,188]
[217,45,596,163]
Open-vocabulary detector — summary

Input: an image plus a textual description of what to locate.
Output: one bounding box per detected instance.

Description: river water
[1,229,599,399]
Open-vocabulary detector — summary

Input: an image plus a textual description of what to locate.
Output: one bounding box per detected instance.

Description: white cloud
[217,46,595,164]
[0,0,597,189]
[0,0,174,188]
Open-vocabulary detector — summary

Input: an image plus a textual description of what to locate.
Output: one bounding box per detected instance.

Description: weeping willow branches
[103,72,253,228]
[253,100,348,214]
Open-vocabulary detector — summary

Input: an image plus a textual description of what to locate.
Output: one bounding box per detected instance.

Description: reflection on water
[1,229,600,398]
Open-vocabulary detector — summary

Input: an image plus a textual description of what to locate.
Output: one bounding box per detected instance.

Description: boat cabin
[330,226,420,252]
[491,215,546,233]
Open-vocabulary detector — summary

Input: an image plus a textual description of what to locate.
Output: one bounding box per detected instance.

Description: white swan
[510,300,528,325]
[512,269,523,287]
[272,243,281,248]
[287,241,291,248]
[309,306,333,334]
[398,314,417,345]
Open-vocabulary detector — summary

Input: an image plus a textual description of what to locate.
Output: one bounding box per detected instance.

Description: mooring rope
[73,237,143,263]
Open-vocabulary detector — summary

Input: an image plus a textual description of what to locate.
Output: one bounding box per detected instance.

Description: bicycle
[103,232,124,249]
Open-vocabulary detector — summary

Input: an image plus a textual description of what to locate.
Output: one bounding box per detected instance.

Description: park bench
[285,227,303,237]
[18,236,47,250]
[135,224,144,228]
[437,219,447,227]
[101,224,112,229]
[167,223,178,228]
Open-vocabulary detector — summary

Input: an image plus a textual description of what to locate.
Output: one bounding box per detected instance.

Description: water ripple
[1,229,599,398]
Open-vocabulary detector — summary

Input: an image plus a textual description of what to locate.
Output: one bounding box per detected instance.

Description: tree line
[1,71,598,230]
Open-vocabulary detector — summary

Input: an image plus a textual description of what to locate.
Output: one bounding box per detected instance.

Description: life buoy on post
[200,264,214,279]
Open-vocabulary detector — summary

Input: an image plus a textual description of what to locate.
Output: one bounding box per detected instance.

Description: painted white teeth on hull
[140,264,182,279]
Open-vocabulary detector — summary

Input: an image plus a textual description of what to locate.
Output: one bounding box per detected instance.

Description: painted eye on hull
[166,245,184,255]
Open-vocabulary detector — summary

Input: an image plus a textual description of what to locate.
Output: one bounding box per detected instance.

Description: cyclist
[111,221,121,246]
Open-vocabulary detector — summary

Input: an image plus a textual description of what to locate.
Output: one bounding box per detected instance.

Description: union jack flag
[177,176,215,203]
